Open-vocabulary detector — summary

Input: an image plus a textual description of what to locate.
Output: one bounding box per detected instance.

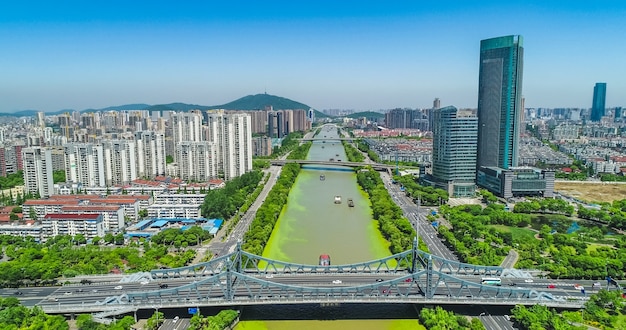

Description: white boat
[334,196,342,204]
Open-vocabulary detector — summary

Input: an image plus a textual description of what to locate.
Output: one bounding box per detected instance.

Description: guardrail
[41,294,588,315]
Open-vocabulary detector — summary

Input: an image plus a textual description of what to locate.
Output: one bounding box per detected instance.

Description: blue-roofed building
[126,231,155,238]
[150,220,169,228]
[132,219,153,231]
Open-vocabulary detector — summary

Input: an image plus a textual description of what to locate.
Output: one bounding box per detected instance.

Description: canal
[235,126,422,329]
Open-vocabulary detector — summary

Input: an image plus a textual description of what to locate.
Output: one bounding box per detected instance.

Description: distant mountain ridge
[2,94,329,117]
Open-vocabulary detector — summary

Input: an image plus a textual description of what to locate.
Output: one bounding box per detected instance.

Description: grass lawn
[490,225,537,241]
[585,242,616,253]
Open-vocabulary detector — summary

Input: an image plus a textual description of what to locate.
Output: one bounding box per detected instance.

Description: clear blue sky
[1,1,625,113]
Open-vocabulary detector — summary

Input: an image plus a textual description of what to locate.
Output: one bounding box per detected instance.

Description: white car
[524,279,534,283]
[114,285,123,290]
[265,274,274,279]
[173,316,179,323]
[332,280,342,284]
[140,280,149,285]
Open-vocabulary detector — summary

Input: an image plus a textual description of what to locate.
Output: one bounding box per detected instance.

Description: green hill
[4,94,329,117]
[214,93,310,110]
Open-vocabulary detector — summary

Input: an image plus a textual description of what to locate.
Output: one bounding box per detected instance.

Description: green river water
[234,128,423,329]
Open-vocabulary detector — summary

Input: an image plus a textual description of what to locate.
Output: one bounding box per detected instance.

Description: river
[234,127,422,329]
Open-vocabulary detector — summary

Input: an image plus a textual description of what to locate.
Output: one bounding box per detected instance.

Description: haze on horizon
[1,1,625,113]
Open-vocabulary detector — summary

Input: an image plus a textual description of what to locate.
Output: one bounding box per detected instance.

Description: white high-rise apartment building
[103,140,137,186]
[172,112,203,144]
[134,131,166,179]
[177,141,218,181]
[64,143,106,187]
[22,146,55,198]
[206,111,252,180]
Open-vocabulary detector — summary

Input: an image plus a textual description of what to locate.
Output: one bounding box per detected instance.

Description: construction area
[555,181,626,203]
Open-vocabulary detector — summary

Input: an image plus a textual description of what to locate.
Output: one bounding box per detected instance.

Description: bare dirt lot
[555,181,626,203]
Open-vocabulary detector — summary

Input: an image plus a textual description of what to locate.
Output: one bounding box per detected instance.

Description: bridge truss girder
[126,269,564,308]
[149,242,503,280]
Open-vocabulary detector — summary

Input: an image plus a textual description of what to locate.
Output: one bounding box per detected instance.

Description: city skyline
[2,1,626,113]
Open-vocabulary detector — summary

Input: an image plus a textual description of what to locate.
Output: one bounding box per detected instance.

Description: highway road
[379,171,459,262]
[160,317,190,330]
[479,313,515,330]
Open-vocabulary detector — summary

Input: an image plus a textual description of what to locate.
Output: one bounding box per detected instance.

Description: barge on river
[319,254,331,266]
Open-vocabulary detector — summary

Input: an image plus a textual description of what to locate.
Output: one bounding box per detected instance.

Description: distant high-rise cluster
[384,108,430,131]
[11,105,312,197]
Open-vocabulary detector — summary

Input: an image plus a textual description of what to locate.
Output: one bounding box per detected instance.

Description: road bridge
[35,239,587,317]
[269,159,391,171]
[299,137,357,142]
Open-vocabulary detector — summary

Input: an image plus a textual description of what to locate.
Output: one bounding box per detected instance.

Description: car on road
[80,279,93,285]
[508,282,516,286]
[64,292,72,295]
[375,278,384,282]
[159,284,169,289]
[91,289,98,293]
[547,284,556,289]
[140,280,149,285]
[404,278,413,282]
[332,280,342,284]
[48,297,58,302]
[173,316,179,323]
[13,291,22,295]
[524,279,534,283]
[265,274,274,279]
[114,285,123,290]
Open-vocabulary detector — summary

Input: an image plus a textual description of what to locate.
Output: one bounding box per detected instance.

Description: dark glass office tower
[591,82,607,122]
[477,35,523,170]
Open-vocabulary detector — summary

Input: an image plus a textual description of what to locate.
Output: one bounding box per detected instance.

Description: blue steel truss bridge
[41,239,586,317]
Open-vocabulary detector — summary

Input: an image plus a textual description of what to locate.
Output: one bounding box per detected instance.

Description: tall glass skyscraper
[476,35,523,170]
[591,82,607,122]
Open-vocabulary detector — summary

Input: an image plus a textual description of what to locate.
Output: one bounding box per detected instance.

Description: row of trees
[0,297,68,329]
[342,141,365,162]
[511,289,626,329]
[150,226,213,249]
[513,198,575,216]
[356,168,416,253]
[242,143,312,255]
[0,233,200,287]
[189,309,239,330]
[394,175,449,206]
[356,140,380,163]
[76,314,136,330]
[200,170,264,220]
[577,200,626,231]
[419,306,484,330]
